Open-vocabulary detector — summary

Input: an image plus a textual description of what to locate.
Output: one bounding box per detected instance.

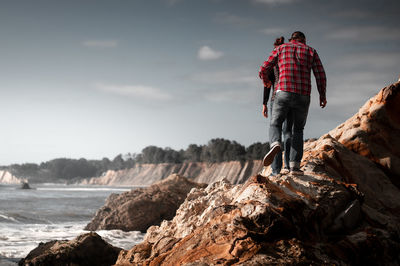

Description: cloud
[326,26,400,41]
[83,40,118,48]
[204,88,255,104]
[331,9,372,19]
[189,69,258,86]
[214,12,257,27]
[332,52,400,70]
[197,46,224,60]
[259,27,287,36]
[94,83,172,101]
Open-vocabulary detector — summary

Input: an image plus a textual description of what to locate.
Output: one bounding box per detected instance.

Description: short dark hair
[290,31,306,41]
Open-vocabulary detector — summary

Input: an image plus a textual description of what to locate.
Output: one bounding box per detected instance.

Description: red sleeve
[312,50,326,98]
[259,48,279,86]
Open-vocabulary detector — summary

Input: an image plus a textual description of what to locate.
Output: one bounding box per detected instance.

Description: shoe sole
[262,145,281,166]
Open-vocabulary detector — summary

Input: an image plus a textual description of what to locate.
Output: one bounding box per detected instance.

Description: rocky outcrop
[19,232,121,266]
[329,81,400,187]
[115,81,400,265]
[0,170,21,184]
[85,174,207,232]
[81,160,263,186]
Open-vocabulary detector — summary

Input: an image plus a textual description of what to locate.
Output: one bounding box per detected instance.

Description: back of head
[274,36,285,47]
[290,31,306,43]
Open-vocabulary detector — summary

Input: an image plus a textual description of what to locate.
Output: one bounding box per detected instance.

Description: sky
[0,0,399,165]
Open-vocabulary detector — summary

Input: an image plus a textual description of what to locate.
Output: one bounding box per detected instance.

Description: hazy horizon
[1,0,399,165]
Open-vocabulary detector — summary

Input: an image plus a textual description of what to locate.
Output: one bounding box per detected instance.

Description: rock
[85,174,207,232]
[115,81,400,265]
[20,182,31,189]
[329,80,400,184]
[19,232,121,266]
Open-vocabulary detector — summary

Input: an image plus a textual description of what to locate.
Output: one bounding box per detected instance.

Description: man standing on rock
[259,31,327,175]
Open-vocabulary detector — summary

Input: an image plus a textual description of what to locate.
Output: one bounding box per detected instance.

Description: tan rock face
[85,174,206,232]
[18,232,121,266]
[81,160,263,186]
[115,82,400,265]
[329,81,400,181]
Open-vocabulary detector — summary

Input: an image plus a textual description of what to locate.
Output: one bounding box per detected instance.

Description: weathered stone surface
[329,81,400,184]
[115,81,400,265]
[85,174,207,232]
[19,232,121,266]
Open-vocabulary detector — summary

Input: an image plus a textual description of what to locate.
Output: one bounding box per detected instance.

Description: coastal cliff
[0,170,21,184]
[81,160,263,186]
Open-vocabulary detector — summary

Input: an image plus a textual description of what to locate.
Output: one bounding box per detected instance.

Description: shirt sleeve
[311,50,327,98]
[263,86,271,105]
[260,48,279,86]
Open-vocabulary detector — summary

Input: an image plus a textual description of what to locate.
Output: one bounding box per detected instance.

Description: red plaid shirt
[260,40,326,97]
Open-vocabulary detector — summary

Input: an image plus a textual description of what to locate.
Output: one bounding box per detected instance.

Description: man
[260,31,327,175]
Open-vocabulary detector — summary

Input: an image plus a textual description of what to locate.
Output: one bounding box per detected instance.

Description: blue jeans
[270,99,293,175]
[269,91,310,169]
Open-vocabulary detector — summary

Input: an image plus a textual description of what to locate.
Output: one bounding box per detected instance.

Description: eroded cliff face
[115,81,400,265]
[0,170,22,184]
[81,160,263,186]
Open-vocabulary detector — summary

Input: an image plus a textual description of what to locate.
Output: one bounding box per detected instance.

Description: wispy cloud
[94,83,172,101]
[331,9,372,19]
[188,69,258,86]
[214,12,257,28]
[332,52,400,70]
[83,40,118,48]
[197,46,224,61]
[326,26,400,41]
[259,27,287,36]
[204,88,255,104]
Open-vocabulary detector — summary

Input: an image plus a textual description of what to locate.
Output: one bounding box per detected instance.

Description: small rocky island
[20,181,31,189]
[20,80,400,265]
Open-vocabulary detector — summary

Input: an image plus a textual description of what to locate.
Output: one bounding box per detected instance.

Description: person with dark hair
[259,36,293,176]
[259,31,327,176]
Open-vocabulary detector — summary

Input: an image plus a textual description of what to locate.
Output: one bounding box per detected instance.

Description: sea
[0,183,145,265]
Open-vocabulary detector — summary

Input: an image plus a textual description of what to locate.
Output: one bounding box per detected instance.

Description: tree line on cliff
[0,138,270,181]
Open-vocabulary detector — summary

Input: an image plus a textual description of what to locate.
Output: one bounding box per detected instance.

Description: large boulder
[19,232,121,266]
[115,81,400,265]
[85,174,207,232]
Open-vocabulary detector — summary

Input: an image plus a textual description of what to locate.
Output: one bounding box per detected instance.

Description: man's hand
[262,105,268,118]
[320,96,327,108]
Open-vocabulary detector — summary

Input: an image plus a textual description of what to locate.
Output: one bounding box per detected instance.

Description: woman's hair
[274,36,285,47]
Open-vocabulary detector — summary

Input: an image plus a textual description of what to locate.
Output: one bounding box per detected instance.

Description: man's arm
[262,86,271,118]
[259,48,279,86]
[312,50,327,108]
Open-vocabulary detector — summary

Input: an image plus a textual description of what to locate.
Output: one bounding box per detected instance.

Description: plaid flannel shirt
[260,40,326,98]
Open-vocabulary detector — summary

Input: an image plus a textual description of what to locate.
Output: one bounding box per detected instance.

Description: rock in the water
[85,174,207,232]
[19,232,121,266]
[20,182,31,189]
[115,81,400,265]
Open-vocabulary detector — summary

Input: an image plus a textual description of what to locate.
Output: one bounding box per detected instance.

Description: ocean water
[0,183,145,262]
